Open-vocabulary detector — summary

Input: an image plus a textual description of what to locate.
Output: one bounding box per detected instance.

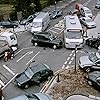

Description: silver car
[78,52,100,72]
[9,93,51,100]
[80,17,96,28]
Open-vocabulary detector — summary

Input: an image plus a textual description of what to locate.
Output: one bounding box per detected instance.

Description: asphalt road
[0,0,99,99]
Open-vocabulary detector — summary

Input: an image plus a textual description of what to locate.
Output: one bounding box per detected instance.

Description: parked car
[86,36,100,49]
[85,71,100,91]
[80,17,96,28]
[15,63,53,89]
[78,52,100,72]
[80,7,93,18]
[19,13,39,25]
[49,9,63,19]
[64,94,94,100]
[68,9,79,16]
[0,20,18,28]
[31,32,63,49]
[95,0,100,9]
[9,93,51,100]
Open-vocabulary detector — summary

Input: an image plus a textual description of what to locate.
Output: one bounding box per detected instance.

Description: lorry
[64,14,84,48]
[31,12,50,33]
[0,31,18,51]
[0,40,9,58]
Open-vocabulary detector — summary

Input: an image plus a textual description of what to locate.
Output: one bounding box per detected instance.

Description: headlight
[17,82,21,86]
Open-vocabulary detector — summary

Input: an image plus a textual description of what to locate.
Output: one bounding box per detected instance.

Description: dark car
[9,93,51,100]
[86,36,100,49]
[15,63,53,89]
[0,20,18,28]
[31,32,63,49]
[85,71,100,91]
[95,1,100,9]
[49,9,63,19]
[78,52,100,72]
[19,12,39,25]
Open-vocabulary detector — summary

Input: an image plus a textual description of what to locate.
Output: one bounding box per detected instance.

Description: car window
[10,35,16,40]
[96,60,100,64]
[38,35,45,40]
[33,72,41,78]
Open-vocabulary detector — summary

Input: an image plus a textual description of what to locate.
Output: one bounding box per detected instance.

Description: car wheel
[86,68,91,72]
[53,45,57,49]
[34,42,38,46]
[48,76,52,80]
[88,81,92,86]
[24,84,29,89]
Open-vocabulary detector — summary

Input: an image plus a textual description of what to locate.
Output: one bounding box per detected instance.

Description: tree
[33,0,41,11]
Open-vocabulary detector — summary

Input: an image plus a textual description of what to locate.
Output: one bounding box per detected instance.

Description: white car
[80,17,96,28]
[80,7,92,18]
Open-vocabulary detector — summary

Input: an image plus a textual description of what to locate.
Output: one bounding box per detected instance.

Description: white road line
[15,48,23,56]
[0,80,4,86]
[26,51,40,65]
[53,27,62,30]
[68,61,72,65]
[3,65,15,75]
[67,57,70,61]
[28,51,33,55]
[60,28,64,34]
[71,57,74,61]
[16,51,29,62]
[69,50,74,57]
[48,29,58,34]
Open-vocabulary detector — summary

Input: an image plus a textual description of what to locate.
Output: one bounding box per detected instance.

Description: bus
[64,14,84,48]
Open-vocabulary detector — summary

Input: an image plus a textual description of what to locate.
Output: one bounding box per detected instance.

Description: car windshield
[25,67,34,79]
[86,18,92,22]
[67,31,82,39]
[89,52,99,62]
[85,10,91,14]
[33,22,42,27]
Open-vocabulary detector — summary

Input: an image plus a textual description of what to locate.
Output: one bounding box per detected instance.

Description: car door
[38,35,49,47]
[31,72,41,84]
[40,70,49,81]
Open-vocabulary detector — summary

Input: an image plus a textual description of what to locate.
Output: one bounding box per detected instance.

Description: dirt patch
[47,67,100,100]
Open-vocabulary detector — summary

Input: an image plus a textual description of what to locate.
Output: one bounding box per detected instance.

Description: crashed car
[86,36,100,49]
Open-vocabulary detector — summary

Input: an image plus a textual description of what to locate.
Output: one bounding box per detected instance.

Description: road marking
[0,80,4,86]
[16,51,29,62]
[28,51,33,55]
[15,48,23,56]
[3,65,15,75]
[26,51,40,65]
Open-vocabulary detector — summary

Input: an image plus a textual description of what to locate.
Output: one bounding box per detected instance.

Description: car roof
[28,63,48,73]
[65,94,94,100]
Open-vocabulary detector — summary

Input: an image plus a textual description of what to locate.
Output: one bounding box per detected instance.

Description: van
[0,31,18,51]
[80,7,93,18]
[31,12,50,33]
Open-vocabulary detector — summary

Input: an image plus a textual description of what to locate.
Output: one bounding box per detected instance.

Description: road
[0,0,99,99]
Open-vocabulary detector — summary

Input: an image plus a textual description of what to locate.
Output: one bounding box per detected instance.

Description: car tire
[86,68,91,72]
[34,42,38,46]
[24,84,29,89]
[53,45,57,49]
[48,76,52,80]
[88,81,92,86]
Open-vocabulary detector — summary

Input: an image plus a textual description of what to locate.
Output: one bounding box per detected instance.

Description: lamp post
[55,1,57,10]
[75,45,77,72]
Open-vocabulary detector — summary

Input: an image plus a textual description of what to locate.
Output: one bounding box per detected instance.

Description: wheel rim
[53,45,57,49]
[34,43,37,46]
[25,84,29,89]
[88,81,92,86]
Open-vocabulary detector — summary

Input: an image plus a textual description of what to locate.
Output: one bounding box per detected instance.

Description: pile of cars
[78,51,100,92]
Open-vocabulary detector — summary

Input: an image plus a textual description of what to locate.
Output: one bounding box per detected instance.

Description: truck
[0,40,9,58]
[0,31,18,51]
[64,14,84,48]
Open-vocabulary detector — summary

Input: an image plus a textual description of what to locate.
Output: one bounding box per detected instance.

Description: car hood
[86,22,96,26]
[52,38,62,44]
[15,73,29,85]
[79,56,93,67]
[34,93,51,100]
